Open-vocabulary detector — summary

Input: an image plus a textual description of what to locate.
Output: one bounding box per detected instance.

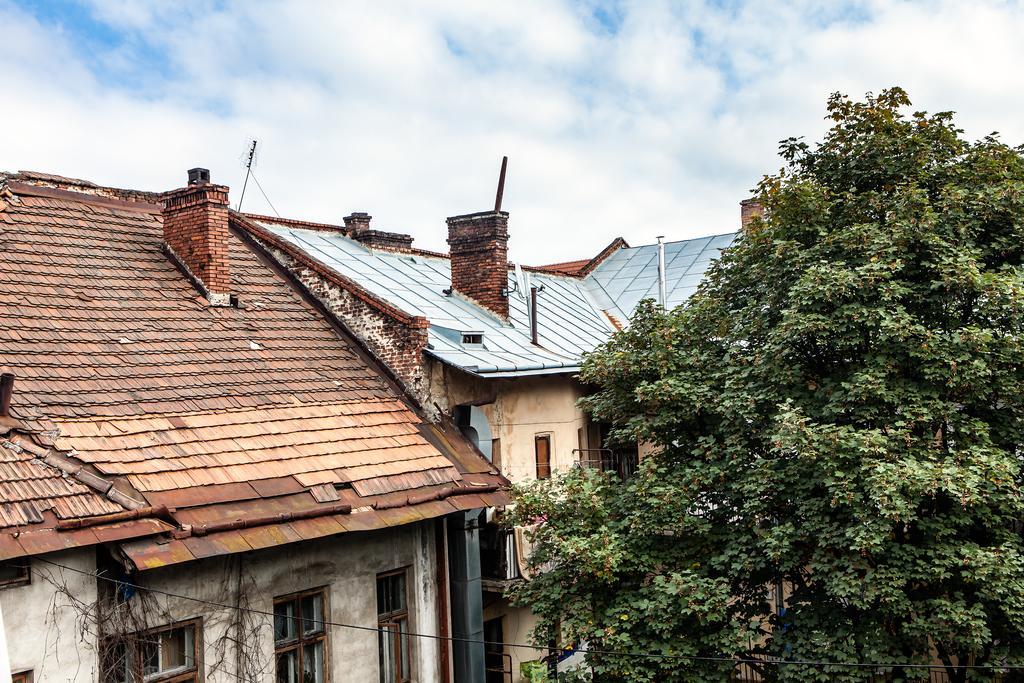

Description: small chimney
[740,198,764,230]
[343,212,372,234]
[162,168,232,306]
[0,373,14,417]
[447,211,510,318]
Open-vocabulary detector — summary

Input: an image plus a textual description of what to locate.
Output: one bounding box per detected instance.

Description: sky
[2,1,1024,262]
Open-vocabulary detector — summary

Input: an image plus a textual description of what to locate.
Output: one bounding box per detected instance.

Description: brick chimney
[343,212,372,234]
[446,210,509,318]
[344,212,414,252]
[162,168,232,306]
[740,198,764,230]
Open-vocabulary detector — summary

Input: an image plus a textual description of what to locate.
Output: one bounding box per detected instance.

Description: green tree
[509,89,1024,682]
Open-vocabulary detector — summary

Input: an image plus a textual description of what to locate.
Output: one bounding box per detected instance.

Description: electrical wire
[29,557,1022,672]
[249,170,280,218]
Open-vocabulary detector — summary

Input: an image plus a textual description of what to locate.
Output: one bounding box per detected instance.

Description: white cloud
[1,0,1023,262]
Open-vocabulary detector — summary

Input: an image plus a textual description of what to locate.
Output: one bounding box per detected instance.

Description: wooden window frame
[273,587,329,683]
[0,558,30,589]
[12,670,33,683]
[376,568,412,683]
[101,618,202,683]
[535,434,552,480]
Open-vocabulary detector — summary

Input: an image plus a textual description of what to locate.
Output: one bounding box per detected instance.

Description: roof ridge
[4,171,162,206]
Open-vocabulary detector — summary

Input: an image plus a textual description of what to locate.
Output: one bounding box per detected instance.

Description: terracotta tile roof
[0,174,506,564]
[533,259,591,276]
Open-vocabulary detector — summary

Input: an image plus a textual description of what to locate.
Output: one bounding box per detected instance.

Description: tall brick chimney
[446,210,510,318]
[162,168,232,306]
[740,198,764,230]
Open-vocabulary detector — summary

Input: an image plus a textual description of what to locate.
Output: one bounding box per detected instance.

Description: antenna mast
[237,140,257,211]
[493,156,508,212]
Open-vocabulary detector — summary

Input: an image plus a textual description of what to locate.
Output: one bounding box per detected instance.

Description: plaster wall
[426,361,587,484]
[1,522,441,683]
[484,596,540,683]
[1,548,99,683]
[136,521,441,683]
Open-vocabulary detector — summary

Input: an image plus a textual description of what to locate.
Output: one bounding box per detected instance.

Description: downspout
[656,236,667,309]
[447,510,485,682]
[530,286,539,346]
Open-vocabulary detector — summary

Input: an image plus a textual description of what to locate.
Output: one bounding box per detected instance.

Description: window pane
[142,638,159,677]
[302,640,324,683]
[301,594,324,635]
[378,624,397,683]
[276,649,298,683]
[391,574,406,612]
[160,627,189,670]
[275,600,298,643]
[398,617,410,681]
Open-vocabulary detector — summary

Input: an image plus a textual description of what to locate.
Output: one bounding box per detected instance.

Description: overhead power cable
[249,170,280,218]
[30,557,1022,672]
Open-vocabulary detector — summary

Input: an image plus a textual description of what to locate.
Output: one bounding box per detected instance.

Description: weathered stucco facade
[2,522,443,682]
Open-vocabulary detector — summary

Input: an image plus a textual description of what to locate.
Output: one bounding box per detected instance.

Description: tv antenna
[237,139,257,212]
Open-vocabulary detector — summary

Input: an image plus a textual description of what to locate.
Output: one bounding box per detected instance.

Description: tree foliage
[509,89,1024,682]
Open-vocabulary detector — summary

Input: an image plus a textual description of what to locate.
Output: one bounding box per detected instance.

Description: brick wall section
[355,230,414,252]
[446,210,509,318]
[740,198,764,231]
[239,220,432,404]
[161,183,231,304]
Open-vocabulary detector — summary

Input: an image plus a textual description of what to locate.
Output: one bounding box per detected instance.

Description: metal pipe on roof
[190,501,354,537]
[530,286,539,345]
[494,156,508,212]
[55,505,173,531]
[0,373,13,417]
[657,236,667,309]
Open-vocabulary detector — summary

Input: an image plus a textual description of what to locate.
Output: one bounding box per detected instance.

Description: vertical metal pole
[494,156,508,212]
[530,286,539,345]
[657,236,667,309]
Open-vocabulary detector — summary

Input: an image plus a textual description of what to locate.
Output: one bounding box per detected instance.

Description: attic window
[461,332,484,346]
[0,559,29,589]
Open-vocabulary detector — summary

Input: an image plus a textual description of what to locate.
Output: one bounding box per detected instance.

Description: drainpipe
[447,510,485,682]
[530,286,539,345]
[656,236,667,310]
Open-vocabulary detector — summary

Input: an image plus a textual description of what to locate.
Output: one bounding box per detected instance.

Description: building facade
[0,170,507,683]
[234,196,738,681]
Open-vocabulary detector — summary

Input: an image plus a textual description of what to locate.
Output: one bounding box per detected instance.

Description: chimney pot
[0,372,14,418]
[188,167,211,186]
[162,171,232,306]
[343,212,372,233]
[446,210,510,318]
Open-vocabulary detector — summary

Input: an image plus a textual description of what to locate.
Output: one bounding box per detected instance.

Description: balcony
[480,524,521,592]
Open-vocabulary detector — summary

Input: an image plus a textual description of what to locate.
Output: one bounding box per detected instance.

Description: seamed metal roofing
[259,223,736,377]
[585,233,736,321]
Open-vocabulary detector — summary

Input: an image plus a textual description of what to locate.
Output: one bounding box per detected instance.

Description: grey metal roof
[584,232,736,321]
[259,222,734,377]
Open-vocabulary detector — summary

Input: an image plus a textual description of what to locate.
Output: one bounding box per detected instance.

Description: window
[274,589,327,683]
[0,559,30,588]
[377,570,410,683]
[102,621,199,683]
[461,332,484,346]
[535,435,551,480]
[12,671,33,683]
